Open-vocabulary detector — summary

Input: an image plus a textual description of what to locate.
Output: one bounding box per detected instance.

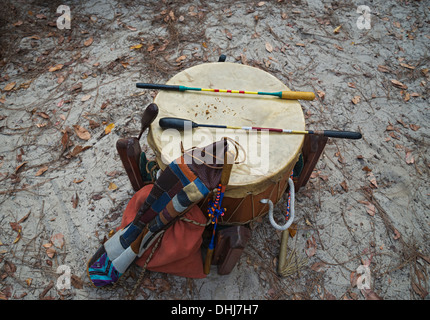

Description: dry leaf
[288,223,297,238]
[70,145,83,157]
[365,202,376,216]
[368,172,378,188]
[351,95,361,104]
[13,232,22,244]
[61,131,68,148]
[15,162,28,173]
[225,30,232,40]
[73,125,91,140]
[3,82,16,91]
[393,229,401,240]
[405,151,414,164]
[130,44,143,50]
[362,166,372,172]
[25,278,32,286]
[35,166,48,176]
[42,243,52,249]
[46,247,56,258]
[317,90,325,100]
[390,79,407,89]
[73,178,84,184]
[265,42,273,53]
[333,25,342,33]
[84,37,93,47]
[400,63,415,70]
[49,64,63,72]
[51,233,64,249]
[296,43,306,47]
[340,180,348,192]
[104,123,115,134]
[334,44,344,51]
[378,65,391,73]
[108,182,118,191]
[72,192,79,209]
[81,94,92,102]
[305,236,317,257]
[409,124,420,131]
[257,1,266,6]
[175,55,187,62]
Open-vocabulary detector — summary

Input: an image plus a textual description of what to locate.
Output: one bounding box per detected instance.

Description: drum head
[147,62,304,198]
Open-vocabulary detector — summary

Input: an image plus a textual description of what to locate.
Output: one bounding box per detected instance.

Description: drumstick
[136,83,315,101]
[159,117,362,140]
[137,103,159,140]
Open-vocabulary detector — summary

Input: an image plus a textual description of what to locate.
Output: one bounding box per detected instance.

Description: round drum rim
[147,62,305,199]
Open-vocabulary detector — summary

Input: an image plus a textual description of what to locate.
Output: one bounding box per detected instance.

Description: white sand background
[0,0,429,300]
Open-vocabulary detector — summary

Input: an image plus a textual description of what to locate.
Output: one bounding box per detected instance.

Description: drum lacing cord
[261,172,295,231]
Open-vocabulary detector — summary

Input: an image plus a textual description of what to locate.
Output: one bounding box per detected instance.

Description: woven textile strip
[87,140,227,287]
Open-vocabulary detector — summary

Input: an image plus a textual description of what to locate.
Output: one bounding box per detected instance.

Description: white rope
[261,177,295,231]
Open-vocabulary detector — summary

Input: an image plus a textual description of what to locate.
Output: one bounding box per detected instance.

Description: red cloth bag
[117,184,207,278]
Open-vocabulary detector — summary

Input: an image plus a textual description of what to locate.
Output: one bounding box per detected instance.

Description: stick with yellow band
[136,83,315,101]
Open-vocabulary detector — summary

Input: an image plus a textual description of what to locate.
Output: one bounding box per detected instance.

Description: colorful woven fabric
[87,140,227,287]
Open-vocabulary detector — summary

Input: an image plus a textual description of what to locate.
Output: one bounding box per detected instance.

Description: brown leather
[116,137,144,191]
[211,226,251,275]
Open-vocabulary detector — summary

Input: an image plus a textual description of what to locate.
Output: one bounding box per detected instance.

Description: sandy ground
[0,0,429,301]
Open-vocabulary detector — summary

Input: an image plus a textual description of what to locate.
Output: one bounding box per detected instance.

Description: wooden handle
[203,248,214,274]
[281,91,315,100]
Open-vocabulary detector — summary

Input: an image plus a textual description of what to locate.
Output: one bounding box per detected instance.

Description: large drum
[147,62,305,224]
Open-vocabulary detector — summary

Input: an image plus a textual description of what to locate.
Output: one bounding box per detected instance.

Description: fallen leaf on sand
[305,236,317,257]
[175,55,187,62]
[365,202,376,216]
[46,246,56,258]
[351,95,361,104]
[104,123,115,134]
[317,90,325,100]
[35,166,48,176]
[108,182,118,191]
[84,37,93,47]
[72,192,79,209]
[265,42,273,52]
[73,125,91,140]
[3,82,16,91]
[390,79,407,89]
[409,124,420,131]
[340,180,348,192]
[51,233,64,249]
[15,162,28,173]
[393,229,401,240]
[405,151,414,164]
[130,44,143,50]
[368,172,378,188]
[81,94,92,102]
[333,25,342,33]
[49,64,64,72]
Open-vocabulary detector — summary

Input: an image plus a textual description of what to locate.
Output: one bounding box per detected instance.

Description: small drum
[147,62,304,224]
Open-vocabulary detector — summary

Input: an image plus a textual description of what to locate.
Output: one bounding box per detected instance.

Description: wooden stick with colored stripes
[159,117,362,140]
[136,83,315,100]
